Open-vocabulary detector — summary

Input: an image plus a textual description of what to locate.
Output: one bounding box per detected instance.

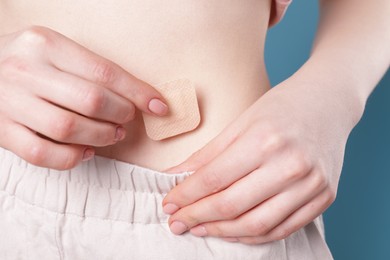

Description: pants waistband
[0,148,191,224]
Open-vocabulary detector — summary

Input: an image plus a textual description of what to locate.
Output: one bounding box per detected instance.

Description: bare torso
[0,0,272,171]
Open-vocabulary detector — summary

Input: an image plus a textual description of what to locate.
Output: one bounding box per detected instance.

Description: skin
[0,0,271,171]
[0,26,170,169]
[162,0,390,244]
[0,0,389,245]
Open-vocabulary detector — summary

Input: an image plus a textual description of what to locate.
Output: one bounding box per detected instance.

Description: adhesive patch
[143,79,201,141]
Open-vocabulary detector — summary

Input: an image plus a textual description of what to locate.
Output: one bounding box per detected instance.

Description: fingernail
[82,148,95,161]
[190,225,207,237]
[114,126,126,141]
[148,98,168,116]
[170,221,188,235]
[223,237,239,242]
[163,203,179,215]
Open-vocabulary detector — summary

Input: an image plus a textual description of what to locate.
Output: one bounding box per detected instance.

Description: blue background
[265,1,390,259]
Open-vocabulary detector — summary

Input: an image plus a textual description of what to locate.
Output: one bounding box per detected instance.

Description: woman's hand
[0,26,168,170]
[162,77,361,244]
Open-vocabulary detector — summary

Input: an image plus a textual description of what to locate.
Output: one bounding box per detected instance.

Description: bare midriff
[0,0,272,171]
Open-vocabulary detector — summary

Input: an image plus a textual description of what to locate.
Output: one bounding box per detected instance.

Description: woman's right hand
[0,26,168,170]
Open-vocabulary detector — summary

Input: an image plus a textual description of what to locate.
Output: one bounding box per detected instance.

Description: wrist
[287,56,367,129]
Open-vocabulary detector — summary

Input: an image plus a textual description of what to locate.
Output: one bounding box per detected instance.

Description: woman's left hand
[162,77,361,244]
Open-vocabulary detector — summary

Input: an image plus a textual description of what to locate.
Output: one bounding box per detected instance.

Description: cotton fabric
[0,147,333,259]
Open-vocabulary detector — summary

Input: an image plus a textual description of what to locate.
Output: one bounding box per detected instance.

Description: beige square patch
[142,79,201,141]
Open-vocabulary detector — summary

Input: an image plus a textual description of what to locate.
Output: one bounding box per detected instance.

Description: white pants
[0,147,333,260]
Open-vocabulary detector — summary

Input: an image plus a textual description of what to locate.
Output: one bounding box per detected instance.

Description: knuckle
[214,198,239,219]
[60,151,79,170]
[18,26,53,48]
[323,189,337,206]
[25,141,79,170]
[291,150,312,172]
[284,151,312,181]
[83,88,106,116]
[51,114,76,141]
[93,125,117,146]
[246,218,270,236]
[123,104,136,122]
[310,171,328,191]
[116,103,136,124]
[92,61,116,85]
[260,130,287,155]
[201,171,224,193]
[25,141,47,166]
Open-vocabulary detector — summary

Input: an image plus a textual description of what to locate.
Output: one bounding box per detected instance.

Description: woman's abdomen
[0,0,272,170]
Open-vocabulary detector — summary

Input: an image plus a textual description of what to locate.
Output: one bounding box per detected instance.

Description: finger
[188,169,326,238]
[6,94,124,146]
[235,189,335,245]
[45,29,168,116]
[164,102,262,174]
[167,163,290,232]
[163,131,304,213]
[0,118,90,170]
[34,66,135,124]
[163,128,266,211]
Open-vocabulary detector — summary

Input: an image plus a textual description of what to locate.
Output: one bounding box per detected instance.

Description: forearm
[288,0,390,126]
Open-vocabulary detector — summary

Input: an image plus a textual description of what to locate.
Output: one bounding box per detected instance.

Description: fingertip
[169,221,188,235]
[148,98,169,116]
[163,203,180,215]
